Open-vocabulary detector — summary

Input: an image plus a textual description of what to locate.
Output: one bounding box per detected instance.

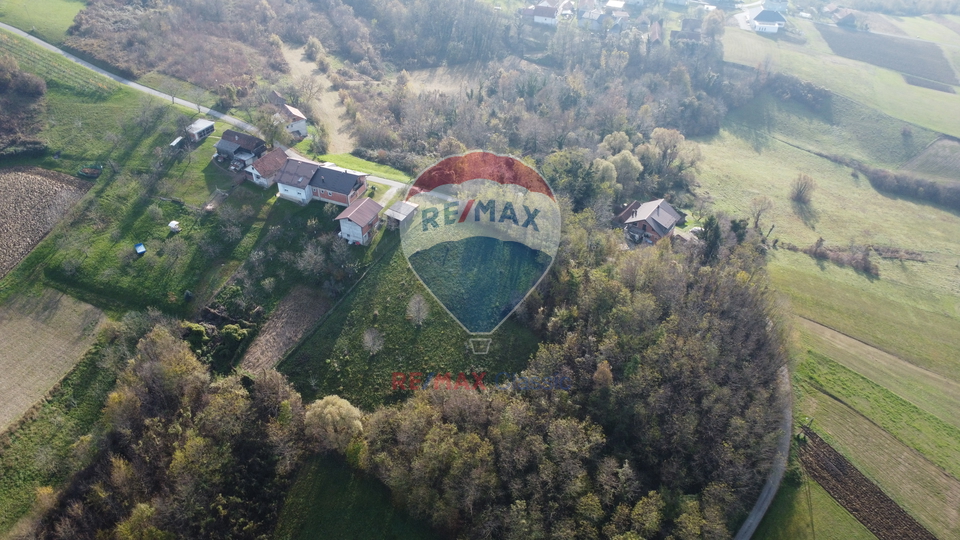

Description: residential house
[672,17,703,41]
[215,130,267,165]
[336,197,384,246]
[832,8,857,26]
[580,7,626,32]
[276,104,308,139]
[274,155,368,206]
[648,19,664,47]
[186,119,215,143]
[621,199,681,244]
[245,147,287,188]
[269,90,286,106]
[522,0,574,25]
[752,9,786,32]
[275,155,320,204]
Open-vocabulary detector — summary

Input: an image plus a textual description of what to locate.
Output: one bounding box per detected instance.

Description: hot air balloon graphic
[400,152,561,336]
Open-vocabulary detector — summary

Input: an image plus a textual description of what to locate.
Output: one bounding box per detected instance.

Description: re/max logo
[391,372,571,392]
[421,200,540,231]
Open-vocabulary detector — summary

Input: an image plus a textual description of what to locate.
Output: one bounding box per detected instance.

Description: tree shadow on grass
[791,200,819,229]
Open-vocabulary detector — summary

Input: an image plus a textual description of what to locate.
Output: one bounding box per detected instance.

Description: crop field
[796,378,960,539]
[0,167,89,280]
[900,136,960,183]
[797,429,938,540]
[0,288,103,431]
[815,24,959,85]
[278,242,540,410]
[241,285,330,373]
[274,456,439,540]
[722,23,960,136]
[0,30,118,99]
[0,0,84,44]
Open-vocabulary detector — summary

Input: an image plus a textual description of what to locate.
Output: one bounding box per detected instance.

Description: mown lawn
[278,242,540,410]
[0,0,84,44]
[274,456,440,540]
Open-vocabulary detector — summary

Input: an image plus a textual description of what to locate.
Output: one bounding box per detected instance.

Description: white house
[275,155,320,204]
[274,154,368,206]
[276,104,308,139]
[752,9,786,32]
[245,147,288,188]
[186,119,215,142]
[335,197,383,246]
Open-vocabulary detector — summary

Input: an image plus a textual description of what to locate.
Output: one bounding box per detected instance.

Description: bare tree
[749,196,774,229]
[362,328,384,356]
[790,174,816,205]
[407,294,429,326]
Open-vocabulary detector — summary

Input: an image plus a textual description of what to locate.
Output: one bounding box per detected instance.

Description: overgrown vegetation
[0,53,47,158]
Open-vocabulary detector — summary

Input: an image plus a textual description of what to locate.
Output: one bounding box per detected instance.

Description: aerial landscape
[0,0,958,537]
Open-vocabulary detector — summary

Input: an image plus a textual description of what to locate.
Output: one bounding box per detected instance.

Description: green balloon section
[407,236,553,334]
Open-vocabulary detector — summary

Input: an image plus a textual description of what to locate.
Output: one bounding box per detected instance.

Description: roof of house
[681,18,702,31]
[649,20,663,43]
[624,199,681,237]
[186,119,215,134]
[310,163,366,195]
[275,155,321,189]
[671,30,703,41]
[614,200,644,224]
[754,9,786,22]
[218,130,266,153]
[532,4,559,17]
[822,2,839,12]
[606,0,625,8]
[215,139,241,155]
[335,197,383,226]
[281,104,306,121]
[385,201,420,221]
[251,147,288,178]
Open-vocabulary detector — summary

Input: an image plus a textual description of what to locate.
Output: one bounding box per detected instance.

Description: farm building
[336,197,384,246]
[186,119,215,142]
[215,130,267,165]
[245,147,288,188]
[274,155,368,206]
[620,199,681,244]
[385,200,419,228]
[752,9,786,32]
[276,104,308,139]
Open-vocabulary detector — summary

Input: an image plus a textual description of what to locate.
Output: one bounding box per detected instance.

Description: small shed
[385,200,419,229]
[170,136,184,149]
[134,243,146,255]
[186,119,215,142]
[169,221,181,233]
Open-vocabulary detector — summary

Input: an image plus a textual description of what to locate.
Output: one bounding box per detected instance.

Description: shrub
[790,174,816,204]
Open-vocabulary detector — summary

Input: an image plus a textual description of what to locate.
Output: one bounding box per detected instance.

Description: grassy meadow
[722,20,960,136]
[0,0,83,44]
[317,153,412,183]
[278,243,540,410]
[704,57,960,535]
[274,456,440,540]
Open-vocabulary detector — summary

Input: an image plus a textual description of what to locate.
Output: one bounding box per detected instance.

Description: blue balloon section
[407,237,553,334]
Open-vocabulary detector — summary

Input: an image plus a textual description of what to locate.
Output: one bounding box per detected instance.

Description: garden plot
[0,167,88,279]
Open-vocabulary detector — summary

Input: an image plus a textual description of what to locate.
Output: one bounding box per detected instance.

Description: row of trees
[31,325,362,539]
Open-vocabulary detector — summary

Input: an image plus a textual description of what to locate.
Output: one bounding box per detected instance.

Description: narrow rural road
[734,365,793,540]
[0,22,260,135]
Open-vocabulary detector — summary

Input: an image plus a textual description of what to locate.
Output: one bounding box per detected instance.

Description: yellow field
[0,288,103,431]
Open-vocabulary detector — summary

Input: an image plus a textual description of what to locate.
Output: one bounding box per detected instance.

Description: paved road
[734,365,793,540]
[0,21,260,135]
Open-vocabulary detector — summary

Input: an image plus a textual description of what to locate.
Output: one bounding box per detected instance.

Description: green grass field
[754,456,875,540]
[0,337,119,536]
[278,243,540,410]
[274,456,439,540]
[0,0,84,44]
[722,22,960,137]
[317,153,412,183]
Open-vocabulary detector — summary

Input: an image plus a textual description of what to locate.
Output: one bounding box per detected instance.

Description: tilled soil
[799,427,938,540]
[0,167,89,279]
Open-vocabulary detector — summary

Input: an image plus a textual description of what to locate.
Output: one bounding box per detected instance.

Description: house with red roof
[336,197,384,245]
